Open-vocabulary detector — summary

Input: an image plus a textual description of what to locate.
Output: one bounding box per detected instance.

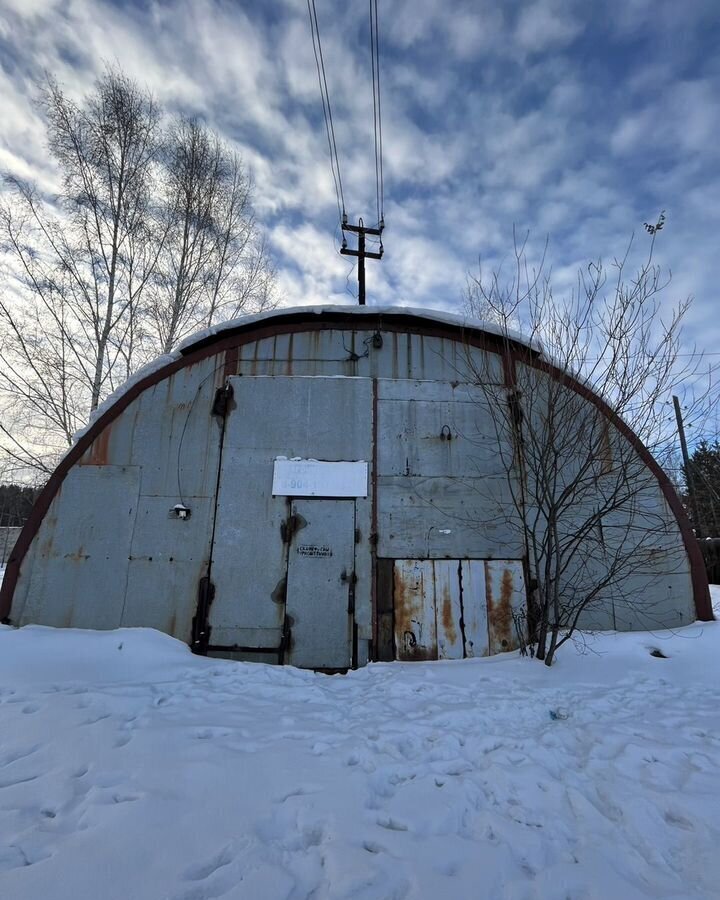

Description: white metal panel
[460,560,490,657]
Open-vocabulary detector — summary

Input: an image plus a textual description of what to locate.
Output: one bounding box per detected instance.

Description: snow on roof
[176,304,544,356]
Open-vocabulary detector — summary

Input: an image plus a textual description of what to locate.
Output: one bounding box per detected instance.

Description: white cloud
[515,1,583,53]
[0,0,717,363]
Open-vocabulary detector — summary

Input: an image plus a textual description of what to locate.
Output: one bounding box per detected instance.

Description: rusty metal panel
[393,560,437,661]
[285,499,355,668]
[460,560,490,657]
[433,560,463,659]
[19,466,140,630]
[485,560,526,654]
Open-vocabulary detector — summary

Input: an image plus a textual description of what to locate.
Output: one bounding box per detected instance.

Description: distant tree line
[0,68,278,478]
[0,483,40,527]
[686,440,720,538]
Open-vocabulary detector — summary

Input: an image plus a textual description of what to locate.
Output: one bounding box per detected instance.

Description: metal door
[392,559,464,661]
[285,499,355,668]
[392,558,526,660]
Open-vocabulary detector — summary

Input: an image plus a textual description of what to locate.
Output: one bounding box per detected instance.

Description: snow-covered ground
[1,594,719,900]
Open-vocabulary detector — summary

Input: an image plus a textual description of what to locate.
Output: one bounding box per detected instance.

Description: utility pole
[340,217,384,305]
[673,394,702,536]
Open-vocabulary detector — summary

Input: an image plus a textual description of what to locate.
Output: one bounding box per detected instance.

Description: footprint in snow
[194,727,232,740]
[362,839,387,854]
[274,785,320,803]
[109,792,142,805]
[0,772,41,789]
[21,703,40,714]
[376,815,409,832]
[0,843,52,871]
[0,743,41,768]
[183,845,235,881]
[81,713,112,726]
[664,810,695,831]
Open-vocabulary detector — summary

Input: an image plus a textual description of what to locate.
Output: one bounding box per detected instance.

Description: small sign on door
[272,458,368,497]
[297,544,333,557]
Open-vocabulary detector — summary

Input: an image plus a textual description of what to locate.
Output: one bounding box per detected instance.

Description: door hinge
[280,513,306,543]
[211,382,234,419]
[281,515,298,543]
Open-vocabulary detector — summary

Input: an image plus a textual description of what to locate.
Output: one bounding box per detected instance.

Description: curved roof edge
[1,304,711,626]
[71,305,542,447]
[175,304,544,356]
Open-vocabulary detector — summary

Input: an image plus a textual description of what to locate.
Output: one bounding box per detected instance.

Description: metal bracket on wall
[343,570,358,614]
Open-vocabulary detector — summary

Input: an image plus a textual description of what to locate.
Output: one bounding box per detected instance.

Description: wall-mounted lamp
[170,503,191,521]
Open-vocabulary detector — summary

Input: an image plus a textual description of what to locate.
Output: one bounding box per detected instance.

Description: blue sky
[0,0,718,351]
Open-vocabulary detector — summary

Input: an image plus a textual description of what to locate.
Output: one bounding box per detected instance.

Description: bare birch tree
[0,70,160,475]
[0,71,278,478]
[464,226,715,665]
[149,117,276,353]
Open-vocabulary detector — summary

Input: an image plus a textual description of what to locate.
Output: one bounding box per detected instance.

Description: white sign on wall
[272,458,368,498]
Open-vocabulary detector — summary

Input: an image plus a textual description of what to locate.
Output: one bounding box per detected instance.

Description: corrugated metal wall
[8,323,697,664]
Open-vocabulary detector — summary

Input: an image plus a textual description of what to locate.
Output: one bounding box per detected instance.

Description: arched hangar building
[0,307,711,668]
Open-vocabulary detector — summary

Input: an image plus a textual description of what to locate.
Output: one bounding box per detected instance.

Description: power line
[369,0,384,228]
[307,0,345,224]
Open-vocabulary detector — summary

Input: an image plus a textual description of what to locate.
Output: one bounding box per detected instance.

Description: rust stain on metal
[81,426,111,466]
[441,581,456,645]
[487,565,515,652]
[63,546,89,562]
[286,332,294,375]
[393,565,435,661]
[222,345,239,380]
